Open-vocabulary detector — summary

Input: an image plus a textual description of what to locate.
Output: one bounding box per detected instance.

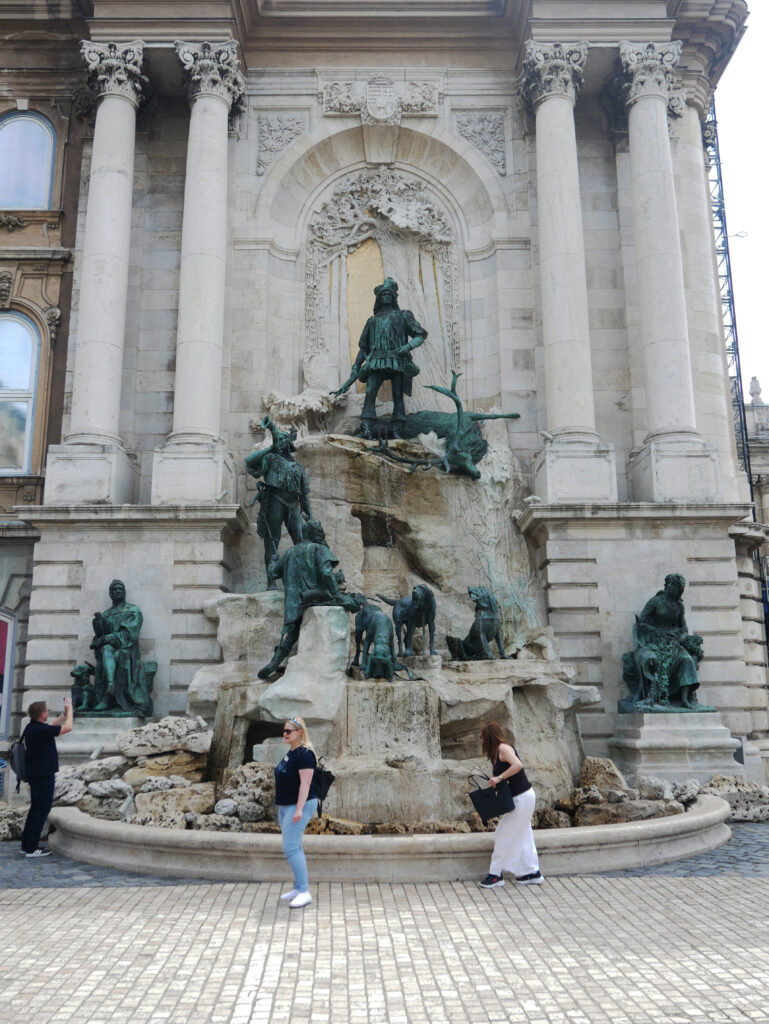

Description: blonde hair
[286,716,314,752]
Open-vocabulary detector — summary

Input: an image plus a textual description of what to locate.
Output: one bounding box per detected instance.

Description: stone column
[151,41,244,505]
[44,41,146,505]
[619,41,720,502]
[521,41,617,503]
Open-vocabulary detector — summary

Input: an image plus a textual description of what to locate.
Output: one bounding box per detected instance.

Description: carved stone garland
[257,113,306,175]
[455,113,506,174]
[304,169,459,389]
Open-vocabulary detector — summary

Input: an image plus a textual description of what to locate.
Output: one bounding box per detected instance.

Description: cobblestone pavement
[2,826,769,1024]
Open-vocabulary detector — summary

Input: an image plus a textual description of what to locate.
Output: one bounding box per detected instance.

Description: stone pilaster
[151,42,244,505]
[521,42,617,502]
[616,41,721,502]
[44,41,147,505]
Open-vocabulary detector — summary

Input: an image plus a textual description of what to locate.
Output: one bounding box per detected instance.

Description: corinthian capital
[80,40,147,107]
[520,41,589,110]
[618,41,682,105]
[175,40,245,111]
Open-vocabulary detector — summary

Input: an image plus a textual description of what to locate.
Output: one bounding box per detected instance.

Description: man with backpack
[19,697,73,858]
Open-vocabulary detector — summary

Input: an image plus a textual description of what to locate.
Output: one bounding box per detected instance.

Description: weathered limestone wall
[0,528,36,741]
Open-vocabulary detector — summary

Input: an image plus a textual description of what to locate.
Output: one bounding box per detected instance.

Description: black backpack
[9,729,28,793]
[314,756,335,817]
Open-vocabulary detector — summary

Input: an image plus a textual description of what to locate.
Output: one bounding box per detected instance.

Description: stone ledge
[48,795,731,881]
[16,504,249,530]
[517,503,752,533]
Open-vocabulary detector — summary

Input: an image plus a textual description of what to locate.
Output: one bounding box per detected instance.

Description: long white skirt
[489,787,540,878]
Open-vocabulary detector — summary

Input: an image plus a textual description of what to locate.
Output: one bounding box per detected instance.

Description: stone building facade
[2,1,768,778]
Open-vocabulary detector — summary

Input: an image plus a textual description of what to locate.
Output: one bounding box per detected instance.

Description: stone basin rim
[48,796,731,881]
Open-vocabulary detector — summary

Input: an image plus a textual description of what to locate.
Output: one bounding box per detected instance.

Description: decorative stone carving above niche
[257,112,306,174]
[304,168,459,400]
[0,270,13,307]
[320,74,441,124]
[454,112,506,174]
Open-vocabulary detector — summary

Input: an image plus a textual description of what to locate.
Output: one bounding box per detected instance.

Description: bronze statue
[335,277,427,439]
[245,417,311,588]
[620,573,714,712]
[258,520,360,679]
[377,585,438,658]
[447,586,509,661]
[352,600,401,681]
[89,580,153,716]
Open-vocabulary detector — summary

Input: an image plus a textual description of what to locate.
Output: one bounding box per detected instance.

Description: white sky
[713,3,769,398]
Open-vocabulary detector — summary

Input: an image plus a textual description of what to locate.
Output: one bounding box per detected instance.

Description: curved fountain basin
[48,795,730,881]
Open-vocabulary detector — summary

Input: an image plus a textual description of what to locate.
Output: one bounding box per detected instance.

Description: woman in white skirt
[479,721,543,888]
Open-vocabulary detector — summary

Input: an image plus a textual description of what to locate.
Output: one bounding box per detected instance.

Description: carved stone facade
[81,40,148,106]
[617,40,682,104]
[455,112,506,173]
[520,41,589,109]
[321,74,440,124]
[256,112,306,174]
[175,40,245,112]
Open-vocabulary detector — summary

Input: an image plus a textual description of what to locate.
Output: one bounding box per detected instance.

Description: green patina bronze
[334,277,427,439]
[73,579,154,717]
[245,417,312,589]
[619,573,715,713]
[258,520,361,679]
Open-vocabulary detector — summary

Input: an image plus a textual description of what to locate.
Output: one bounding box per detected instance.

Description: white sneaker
[289,891,312,909]
[280,888,299,902]
[25,848,52,859]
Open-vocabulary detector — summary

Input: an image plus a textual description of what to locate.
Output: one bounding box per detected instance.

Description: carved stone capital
[80,40,147,107]
[617,41,682,106]
[174,40,245,112]
[520,41,589,110]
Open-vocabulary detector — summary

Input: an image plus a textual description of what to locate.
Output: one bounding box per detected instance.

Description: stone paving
[2,826,769,1024]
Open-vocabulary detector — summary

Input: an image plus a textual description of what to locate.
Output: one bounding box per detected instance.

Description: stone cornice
[517,502,753,539]
[617,40,682,105]
[174,40,245,112]
[520,40,588,110]
[80,39,147,107]
[17,504,249,533]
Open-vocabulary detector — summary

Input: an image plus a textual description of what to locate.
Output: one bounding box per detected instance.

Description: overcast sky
[713,3,768,399]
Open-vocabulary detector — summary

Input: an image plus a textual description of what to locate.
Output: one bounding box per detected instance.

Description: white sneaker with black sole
[479,873,505,888]
[515,871,543,885]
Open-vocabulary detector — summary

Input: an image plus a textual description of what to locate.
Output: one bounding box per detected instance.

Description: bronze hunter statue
[334,277,427,439]
[87,579,153,716]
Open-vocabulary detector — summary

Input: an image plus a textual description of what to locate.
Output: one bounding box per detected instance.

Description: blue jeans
[278,799,318,892]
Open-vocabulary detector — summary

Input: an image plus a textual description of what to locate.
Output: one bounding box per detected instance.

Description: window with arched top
[0,611,15,739]
[0,312,40,474]
[0,112,56,209]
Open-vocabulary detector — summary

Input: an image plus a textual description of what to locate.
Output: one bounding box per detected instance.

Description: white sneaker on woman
[289,891,312,909]
[280,888,299,901]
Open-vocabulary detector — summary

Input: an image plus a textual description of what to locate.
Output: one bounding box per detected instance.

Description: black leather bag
[468,772,515,823]
[314,756,335,817]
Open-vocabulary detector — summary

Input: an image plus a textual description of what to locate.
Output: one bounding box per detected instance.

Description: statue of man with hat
[335,277,427,439]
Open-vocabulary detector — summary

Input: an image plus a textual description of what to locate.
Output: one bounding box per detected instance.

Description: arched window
[0,611,15,740]
[0,312,40,474]
[0,112,56,209]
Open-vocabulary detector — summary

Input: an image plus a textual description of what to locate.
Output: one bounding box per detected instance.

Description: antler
[425,371,464,432]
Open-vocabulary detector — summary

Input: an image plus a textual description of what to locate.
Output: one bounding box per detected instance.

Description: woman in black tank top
[479,721,543,889]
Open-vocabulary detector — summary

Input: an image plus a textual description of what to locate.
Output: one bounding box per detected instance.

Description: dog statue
[351,599,400,681]
[70,661,96,713]
[377,584,438,658]
[447,586,509,661]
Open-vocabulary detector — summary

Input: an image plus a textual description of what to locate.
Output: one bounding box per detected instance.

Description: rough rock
[137,775,192,794]
[554,794,576,814]
[672,779,701,806]
[304,816,327,834]
[117,716,212,758]
[607,790,627,804]
[77,756,130,783]
[637,776,673,801]
[122,752,208,787]
[0,805,27,841]
[572,784,603,806]
[324,816,366,836]
[192,813,243,832]
[77,795,127,821]
[214,798,238,817]
[579,757,628,796]
[235,802,264,823]
[220,762,274,814]
[625,788,640,801]
[537,808,573,829]
[133,783,216,817]
[87,779,134,800]
[53,775,87,805]
[240,821,281,834]
[574,799,684,827]
[130,809,187,830]
[700,774,769,822]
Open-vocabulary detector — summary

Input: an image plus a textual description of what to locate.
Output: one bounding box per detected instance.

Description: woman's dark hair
[480,721,509,763]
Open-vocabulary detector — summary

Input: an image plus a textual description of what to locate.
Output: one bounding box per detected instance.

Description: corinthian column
[151,41,244,505]
[522,41,617,503]
[619,41,720,502]
[45,41,146,505]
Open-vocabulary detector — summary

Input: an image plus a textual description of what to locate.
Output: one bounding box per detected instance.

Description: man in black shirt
[20,697,73,858]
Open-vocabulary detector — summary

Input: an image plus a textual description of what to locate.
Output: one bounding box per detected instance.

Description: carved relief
[520,41,589,109]
[364,76,399,124]
[455,113,506,174]
[323,81,360,115]
[305,169,459,393]
[80,40,148,106]
[0,216,27,232]
[322,76,439,123]
[175,40,245,113]
[45,306,61,346]
[402,81,438,114]
[257,113,306,175]
[0,270,13,307]
[617,41,682,104]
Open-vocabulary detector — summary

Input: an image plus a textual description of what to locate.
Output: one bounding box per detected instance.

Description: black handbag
[468,772,515,823]
[314,756,335,818]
